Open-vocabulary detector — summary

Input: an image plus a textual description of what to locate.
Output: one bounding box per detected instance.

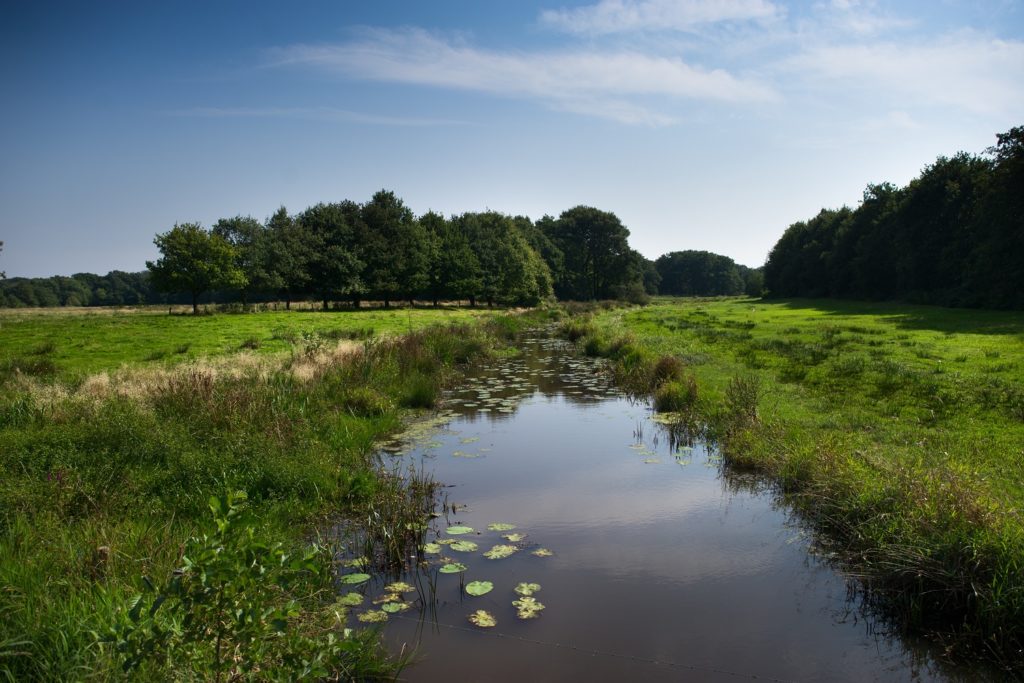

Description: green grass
[577,296,1024,669]
[0,305,497,382]
[0,305,551,680]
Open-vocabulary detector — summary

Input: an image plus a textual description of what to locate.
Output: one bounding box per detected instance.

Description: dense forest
[764,126,1024,309]
[2,191,764,309]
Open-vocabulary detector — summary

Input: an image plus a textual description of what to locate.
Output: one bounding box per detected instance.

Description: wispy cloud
[540,0,781,35]
[782,32,1024,116]
[164,106,474,127]
[270,28,778,126]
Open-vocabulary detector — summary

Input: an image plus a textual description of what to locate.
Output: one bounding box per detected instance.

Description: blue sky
[2,0,1022,277]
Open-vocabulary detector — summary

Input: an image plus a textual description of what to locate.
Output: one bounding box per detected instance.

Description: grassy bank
[569,297,1024,669]
[0,305,495,382]
[0,306,545,680]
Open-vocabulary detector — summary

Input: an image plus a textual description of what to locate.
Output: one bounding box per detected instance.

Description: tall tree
[459,212,551,307]
[298,202,363,310]
[543,206,637,300]
[264,207,314,309]
[146,223,246,314]
[212,215,268,305]
[361,191,428,307]
[656,250,744,296]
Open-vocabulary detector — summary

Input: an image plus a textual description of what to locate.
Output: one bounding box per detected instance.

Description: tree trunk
[469,295,476,308]
[323,298,328,311]
[192,292,198,315]
[384,299,390,309]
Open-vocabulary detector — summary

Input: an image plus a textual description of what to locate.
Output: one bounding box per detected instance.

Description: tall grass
[0,313,527,680]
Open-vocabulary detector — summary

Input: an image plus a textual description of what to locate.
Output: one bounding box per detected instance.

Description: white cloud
[540,0,781,35]
[271,28,778,126]
[165,106,474,127]
[783,32,1024,116]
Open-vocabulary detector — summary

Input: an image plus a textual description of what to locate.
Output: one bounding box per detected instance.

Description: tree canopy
[146,223,246,313]
[764,126,1024,309]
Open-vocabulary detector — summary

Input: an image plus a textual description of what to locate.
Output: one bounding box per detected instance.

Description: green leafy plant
[105,491,374,681]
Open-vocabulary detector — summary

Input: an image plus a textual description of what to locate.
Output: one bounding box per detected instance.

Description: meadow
[0,304,496,382]
[571,297,1024,667]
[0,304,532,681]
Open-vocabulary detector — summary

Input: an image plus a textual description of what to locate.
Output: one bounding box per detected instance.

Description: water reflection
[361,337,989,682]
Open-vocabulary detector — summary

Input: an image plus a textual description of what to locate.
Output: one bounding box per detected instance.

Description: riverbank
[569,297,1024,671]
[0,306,549,680]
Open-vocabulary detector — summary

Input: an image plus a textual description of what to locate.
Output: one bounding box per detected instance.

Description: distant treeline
[3,190,767,310]
[764,126,1024,309]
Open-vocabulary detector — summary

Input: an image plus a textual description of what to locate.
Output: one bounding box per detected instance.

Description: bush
[653,376,699,413]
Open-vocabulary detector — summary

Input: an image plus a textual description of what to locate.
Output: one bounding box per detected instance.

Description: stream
[353,336,988,682]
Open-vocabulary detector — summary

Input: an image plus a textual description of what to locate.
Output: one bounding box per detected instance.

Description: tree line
[1,190,771,310]
[764,126,1024,309]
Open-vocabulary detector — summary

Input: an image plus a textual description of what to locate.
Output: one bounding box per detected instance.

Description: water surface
[362,338,979,682]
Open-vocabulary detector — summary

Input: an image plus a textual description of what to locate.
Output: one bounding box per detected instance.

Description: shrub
[653,376,699,413]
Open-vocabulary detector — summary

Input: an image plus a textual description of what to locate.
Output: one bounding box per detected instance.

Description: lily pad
[465,580,494,596]
[452,450,480,459]
[357,610,388,623]
[514,582,541,596]
[460,436,480,444]
[435,539,456,545]
[450,540,479,552]
[483,544,518,560]
[468,610,497,628]
[339,573,370,585]
[531,548,553,557]
[439,562,467,574]
[381,601,411,613]
[373,593,401,605]
[384,581,415,593]
[422,542,442,554]
[486,523,516,531]
[502,532,526,542]
[512,596,545,619]
[337,592,364,607]
[446,525,475,535]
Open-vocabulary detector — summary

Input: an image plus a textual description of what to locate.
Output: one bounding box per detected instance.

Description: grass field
[0,304,535,681]
[0,305,497,381]
[574,297,1024,668]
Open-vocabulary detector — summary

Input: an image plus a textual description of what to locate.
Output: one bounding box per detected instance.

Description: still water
[359,337,979,682]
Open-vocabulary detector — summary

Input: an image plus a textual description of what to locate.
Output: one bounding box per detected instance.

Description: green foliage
[764,126,1024,310]
[542,206,641,301]
[147,223,247,314]
[106,491,383,681]
[655,250,745,296]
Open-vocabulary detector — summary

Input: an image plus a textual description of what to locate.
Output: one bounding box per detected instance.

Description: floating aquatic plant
[502,533,526,542]
[439,562,467,574]
[460,436,480,444]
[339,573,370,585]
[452,450,481,459]
[468,610,497,628]
[483,544,518,560]
[465,581,494,596]
[381,601,411,613]
[446,525,474,535]
[342,557,369,569]
[372,593,400,605]
[422,542,442,554]
[487,523,516,531]
[531,548,553,557]
[514,582,541,596]
[357,610,388,623]
[450,540,478,552]
[337,592,364,607]
[384,581,415,593]
[512,596,545,619]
